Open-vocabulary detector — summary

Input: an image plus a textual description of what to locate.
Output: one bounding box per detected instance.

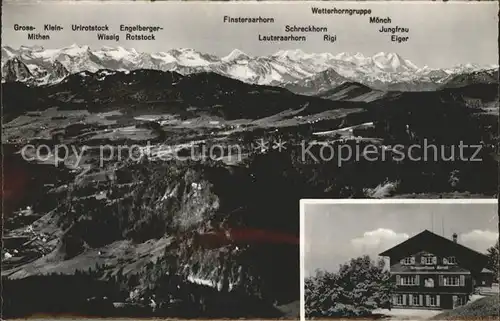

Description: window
[396,295,403,305]
[453,295,461,307]
[426,295,440,307]
[401,275,418,285]
[443,256,457,265]
[424,278,435,288]
[453,295,467,307]
[440,275,465,286]
[412,295,420,306]
[444,276,460,286]
[421,255,436,265]
[401,257,414,265]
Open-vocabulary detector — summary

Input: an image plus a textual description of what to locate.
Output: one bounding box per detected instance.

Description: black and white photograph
[302,200,499,320]
[1,1,498,319]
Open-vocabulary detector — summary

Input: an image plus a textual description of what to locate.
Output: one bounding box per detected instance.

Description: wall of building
[392,293,468,310]
[392,273,474,294]
[391,251,471,273]
[389,250,475,310]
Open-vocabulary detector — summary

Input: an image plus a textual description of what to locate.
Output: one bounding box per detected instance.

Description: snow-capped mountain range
[2,44,498,91]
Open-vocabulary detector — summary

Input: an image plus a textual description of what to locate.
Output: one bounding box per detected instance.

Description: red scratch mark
[229,228,299,245]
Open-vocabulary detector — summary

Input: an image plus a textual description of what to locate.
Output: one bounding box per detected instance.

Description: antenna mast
[442,215,445,237]
[431,211,434,233]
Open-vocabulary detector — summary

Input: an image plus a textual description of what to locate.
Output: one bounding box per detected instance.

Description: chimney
[452,233,458,243]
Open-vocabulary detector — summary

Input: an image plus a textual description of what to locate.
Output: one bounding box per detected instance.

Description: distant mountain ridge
[2,45,498,92]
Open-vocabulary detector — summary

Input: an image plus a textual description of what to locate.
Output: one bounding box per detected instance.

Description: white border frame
[299,198,498,321]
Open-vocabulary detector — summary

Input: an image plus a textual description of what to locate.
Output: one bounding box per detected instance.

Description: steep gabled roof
[379,230,489,273]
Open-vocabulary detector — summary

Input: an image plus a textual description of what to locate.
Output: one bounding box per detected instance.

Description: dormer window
[400,257,415,265]
[421,255,437,265]
[443,256,457,265]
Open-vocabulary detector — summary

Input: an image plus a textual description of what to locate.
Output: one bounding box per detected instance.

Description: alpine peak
[222,49,250,62]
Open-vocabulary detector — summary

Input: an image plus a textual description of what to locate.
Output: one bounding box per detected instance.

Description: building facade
[379,230,490,310]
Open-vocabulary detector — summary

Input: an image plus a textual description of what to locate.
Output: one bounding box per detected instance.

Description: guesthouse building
[379,230,490,310]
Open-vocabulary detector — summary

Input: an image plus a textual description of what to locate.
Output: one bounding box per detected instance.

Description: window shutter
[409,294,413,306]
[411,256,415,264]
[426,295,430,306]
[421,256,425,264]
[400,259,405,265]
[443,258,448,265]
[402,294,407,306]
[439,275,444,286]
[419,294,423,306]
[396,275,401,285]
[432,256,437,264]
[437,295,441,307]
[415,274,420,285]
[392,295,397,306]
[460,275,465,286]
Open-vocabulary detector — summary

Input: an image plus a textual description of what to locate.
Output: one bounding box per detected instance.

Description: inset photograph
[301,200,499,320]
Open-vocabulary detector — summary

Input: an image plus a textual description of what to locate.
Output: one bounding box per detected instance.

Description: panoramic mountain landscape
[3,44,498,91]
[2,45,499,318]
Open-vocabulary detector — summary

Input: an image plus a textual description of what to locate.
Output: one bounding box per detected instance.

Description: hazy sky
[2,1,498,68]
[303,202,498,277]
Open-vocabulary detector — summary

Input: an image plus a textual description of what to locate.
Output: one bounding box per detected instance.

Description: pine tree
[486,241,499,282]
